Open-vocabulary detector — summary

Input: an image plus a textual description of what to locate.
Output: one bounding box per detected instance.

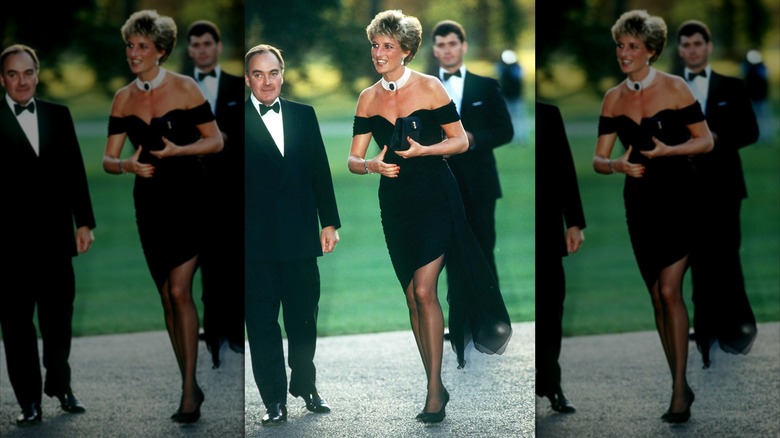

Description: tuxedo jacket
[0,97,96,260]
[244,97,340,263]
[682,71,759,200]
[446,70,514,200]
[535,102,586,258]
[186,69,245,180]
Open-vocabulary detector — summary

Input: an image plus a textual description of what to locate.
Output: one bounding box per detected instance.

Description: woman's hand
[369,146,400,178]
[640,136,671,159]
[616,145,645,178]
[394,136,424,159]
[126,146,155,178]
[149,137,180,159]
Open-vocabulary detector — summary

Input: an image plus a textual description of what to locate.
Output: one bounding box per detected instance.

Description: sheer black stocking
[648,256,693,414]
[158,256,201,414]
[404,254,447,413]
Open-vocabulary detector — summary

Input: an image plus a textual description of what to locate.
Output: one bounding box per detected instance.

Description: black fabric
[354,101,511,367]
[687,70,707,81]
[389,116,421,151]
[442,70,462,81]
[259,101,280,115]
[197,70,217,81]
[112,101,214,288]
[14,101,35,115]
[599,102,704,288]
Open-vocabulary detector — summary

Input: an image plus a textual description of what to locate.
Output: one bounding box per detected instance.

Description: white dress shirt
[194,66,220,114]
[440,65,466,115]
[6,93,39,156]
[251,93,284,156]
[684,65,711,115]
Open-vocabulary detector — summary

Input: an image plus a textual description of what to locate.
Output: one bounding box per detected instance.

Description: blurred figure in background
[676,20,759,368]
[431,19,514,291]
[185,19,245,369]
[497,49,526,143]
[677,20,758,368]
[742,49,772,144]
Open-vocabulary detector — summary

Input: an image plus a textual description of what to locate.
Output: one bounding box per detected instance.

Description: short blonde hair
[121,10,177,64]
[611,10,667,64]
[366,10,422,65]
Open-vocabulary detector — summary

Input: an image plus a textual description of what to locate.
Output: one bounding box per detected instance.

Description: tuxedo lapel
[279,99,299,160]
[705,73,722,116]
[245,99,283,166]
[460,72,478,117]
[0,101,36,158]
[36,100,53,157]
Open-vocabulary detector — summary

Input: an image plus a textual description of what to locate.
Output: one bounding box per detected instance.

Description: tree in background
[537,0,775,98]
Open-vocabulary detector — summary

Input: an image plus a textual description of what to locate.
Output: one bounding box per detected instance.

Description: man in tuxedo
[244,44,341,426]
[0,44,96,426]
[185,20,245,367]
[431,20,514,290]
[676,20,759,367]
[535,101,585,414]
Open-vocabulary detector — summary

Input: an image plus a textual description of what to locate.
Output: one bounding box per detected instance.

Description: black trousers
[200,225,245,352]
[245,259,320,407]
[0,257,76,407]
[535,254,565,397]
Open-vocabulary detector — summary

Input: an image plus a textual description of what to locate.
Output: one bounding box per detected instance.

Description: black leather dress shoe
[56,392,86,414]
[303,393,331,413]
[549,389,576,414]
[16,403,42,426]
[262,403,287,425]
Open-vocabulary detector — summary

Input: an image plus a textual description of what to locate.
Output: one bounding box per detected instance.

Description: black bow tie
[442,70,462,81]
[260,101,280,115]
[687,70,707,81]
[197,70,217,81]
[14,102,35,116]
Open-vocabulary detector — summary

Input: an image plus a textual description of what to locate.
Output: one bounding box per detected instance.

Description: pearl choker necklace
[380,67,411,92]
[626,67,657,92]
[135,68,167,92]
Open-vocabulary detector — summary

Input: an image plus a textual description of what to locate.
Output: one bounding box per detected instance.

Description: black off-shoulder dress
[598,102,705,288]
[353,101,512,367]
[109,101,214,289]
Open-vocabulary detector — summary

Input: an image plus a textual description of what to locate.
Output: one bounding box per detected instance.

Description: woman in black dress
[348,10,512,423]
[593,10,713,423]
[102,10,223,423]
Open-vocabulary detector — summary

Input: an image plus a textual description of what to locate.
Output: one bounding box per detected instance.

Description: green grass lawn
[553,98,780,336]
[12,90,775,340]
[56,95,534,338]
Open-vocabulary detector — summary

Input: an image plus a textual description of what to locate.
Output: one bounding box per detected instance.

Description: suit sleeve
[307,106,341,230]
[555,106,586,232]
[710,76,759,151]
[63,107,96,230]
[470,77,514,151]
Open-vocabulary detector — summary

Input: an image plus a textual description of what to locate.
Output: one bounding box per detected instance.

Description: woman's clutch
[390,116,421,151]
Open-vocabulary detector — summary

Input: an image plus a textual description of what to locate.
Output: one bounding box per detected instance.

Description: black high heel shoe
[661,387,694,424]
[172,387,205,423]
[416,388,449,423]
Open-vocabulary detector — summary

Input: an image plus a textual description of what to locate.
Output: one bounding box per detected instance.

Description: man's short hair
[1,44,40,71]
[187,20,221,43]
[677,20,711,43]
[431,20,467,43]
